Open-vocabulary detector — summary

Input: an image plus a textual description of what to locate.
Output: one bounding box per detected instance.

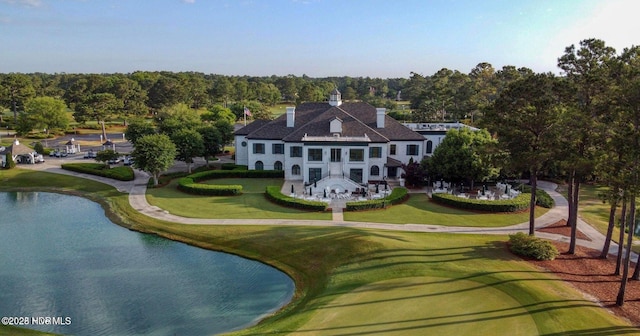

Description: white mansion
[234,90,474,187]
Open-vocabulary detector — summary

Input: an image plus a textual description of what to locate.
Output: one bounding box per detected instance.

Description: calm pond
[0,192,294,335]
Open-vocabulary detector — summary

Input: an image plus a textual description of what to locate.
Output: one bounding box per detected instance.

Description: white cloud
[181,0,196,4]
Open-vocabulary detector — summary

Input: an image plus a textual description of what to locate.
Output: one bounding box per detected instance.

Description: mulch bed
[529,241,640,327]
[537,219,592,241]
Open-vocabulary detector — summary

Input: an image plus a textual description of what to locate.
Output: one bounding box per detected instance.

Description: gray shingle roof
[235,102,424,142]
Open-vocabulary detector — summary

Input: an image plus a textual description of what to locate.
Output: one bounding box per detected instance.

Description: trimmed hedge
[265,186,328,212]
[177,169,284,196]
[431,192,531,212]
[509,232,559,260]
[188,169,283,181]
[345,187,409,211]
[517,184,555,208]
[221,163,248,170]
[61,163,134,181]
[178,177,242,196]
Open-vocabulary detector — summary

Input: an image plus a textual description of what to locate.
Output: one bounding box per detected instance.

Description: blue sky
[1,0,638,78]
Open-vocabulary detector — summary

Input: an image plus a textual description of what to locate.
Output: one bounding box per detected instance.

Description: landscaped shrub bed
[517,184,555,208]
[265,186,328,211]
[345,187,409,211]
[431,192,531,212]
[61,163,134,181]
[177,169,284,196]
[508,232,559,260]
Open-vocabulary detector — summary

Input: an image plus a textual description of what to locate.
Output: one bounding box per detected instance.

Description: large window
[390,144,396,155]
[290,146,302,157]
[255,161,264,170]
[308,148,323,161]
[274,161,283,170]
[272,143,284,154]
[349,148,364,162]
[292,164,301,175]
[426,140,433,154]
[309,168,322,182]
[369,146,382,158]
[253,143,265,154]
[406,144,419,156]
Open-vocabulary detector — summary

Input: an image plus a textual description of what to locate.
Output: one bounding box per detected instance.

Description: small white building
[0,139,41,166]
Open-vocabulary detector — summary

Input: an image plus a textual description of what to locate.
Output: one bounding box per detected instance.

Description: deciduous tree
[132,134,177,186]
[172,128,204,173]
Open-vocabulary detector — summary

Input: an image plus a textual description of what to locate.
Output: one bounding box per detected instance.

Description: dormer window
[330,117,342,134]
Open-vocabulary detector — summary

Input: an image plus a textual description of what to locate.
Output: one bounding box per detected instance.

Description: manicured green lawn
[2,169,636,335]
[133,223,633,336]
[345,193,549,227]
[145,178,332,220]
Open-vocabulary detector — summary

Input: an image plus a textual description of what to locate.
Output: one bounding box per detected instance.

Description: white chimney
[286,107,296,127]
[376,108,386,128]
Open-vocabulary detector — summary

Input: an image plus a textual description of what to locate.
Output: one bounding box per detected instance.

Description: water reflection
[0,192,294,336]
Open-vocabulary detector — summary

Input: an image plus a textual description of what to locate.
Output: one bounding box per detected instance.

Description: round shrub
[508,232,559,260]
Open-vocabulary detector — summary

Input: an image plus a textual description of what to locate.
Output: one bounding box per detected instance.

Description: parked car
[84,150,97,159]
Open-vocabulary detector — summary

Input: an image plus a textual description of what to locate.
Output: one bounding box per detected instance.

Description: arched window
[426,140,433,154]
[370,165,380,176]
[274,161,283,171]
[255,161,264,170]
[292,164,301,175]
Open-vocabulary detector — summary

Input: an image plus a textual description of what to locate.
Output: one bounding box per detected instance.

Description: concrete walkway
[15,159,624,255]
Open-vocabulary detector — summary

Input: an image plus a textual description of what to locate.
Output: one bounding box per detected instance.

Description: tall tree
[468,62,497,123]
[23,97,70,134]
[198,125,222,167]
[132,134,177,186]
[201,105,236,124]
[171,128,204,173]
[487,73,565,235]
[0,73,36,124]
[125,118,157,145]
[428,128,499,188]
[156,103,202,137]
[557,38,616,254]
[148,75,187,111]
[75,92,123,140]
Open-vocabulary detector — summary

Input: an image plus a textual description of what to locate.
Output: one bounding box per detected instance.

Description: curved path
[18,158,621,255]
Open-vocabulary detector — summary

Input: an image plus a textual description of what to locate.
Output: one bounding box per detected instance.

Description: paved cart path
[17,159,624,256]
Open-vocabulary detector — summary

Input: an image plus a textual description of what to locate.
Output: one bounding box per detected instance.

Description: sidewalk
[15,162,624,254]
